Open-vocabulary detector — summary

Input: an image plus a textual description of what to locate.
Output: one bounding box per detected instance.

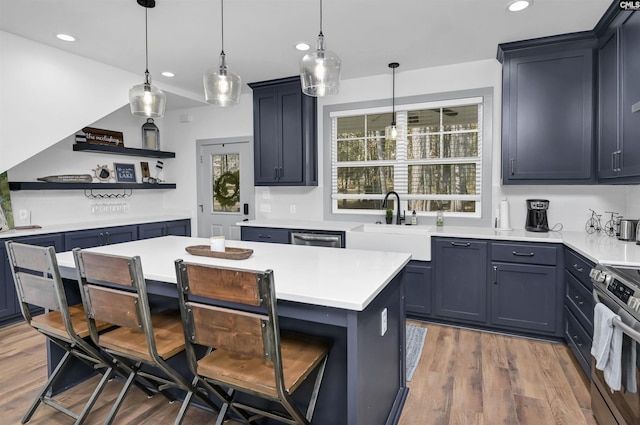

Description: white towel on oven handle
[591,302,623,392]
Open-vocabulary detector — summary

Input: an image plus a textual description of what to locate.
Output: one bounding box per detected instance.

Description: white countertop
[55,236,411,311]
[0,214,191,239]
[240,219,640,267]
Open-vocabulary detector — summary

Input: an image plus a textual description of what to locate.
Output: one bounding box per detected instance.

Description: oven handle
[593,289,640,345]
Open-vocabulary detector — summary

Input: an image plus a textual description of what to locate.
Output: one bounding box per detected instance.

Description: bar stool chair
[174,260,332,425]
[72,248,221,425]
[5,241,120,424]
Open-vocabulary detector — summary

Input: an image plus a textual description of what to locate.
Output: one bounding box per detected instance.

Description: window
[330,97,483,217]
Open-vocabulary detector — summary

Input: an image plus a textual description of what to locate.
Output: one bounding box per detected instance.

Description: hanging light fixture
[129,0,166,118]
[203,0,241,106]
[300,0,341,97]
[386,62,400,140]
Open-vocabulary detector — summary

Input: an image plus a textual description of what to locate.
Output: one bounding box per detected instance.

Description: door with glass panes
[196,137,254,240]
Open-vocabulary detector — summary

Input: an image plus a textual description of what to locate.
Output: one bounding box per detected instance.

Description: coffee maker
[525,199,549,232]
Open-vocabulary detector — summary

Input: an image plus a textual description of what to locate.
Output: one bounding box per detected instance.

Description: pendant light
[129,0,166,118]
[203,0,241,106]
[300,0,341,97]
[386,62,399,140]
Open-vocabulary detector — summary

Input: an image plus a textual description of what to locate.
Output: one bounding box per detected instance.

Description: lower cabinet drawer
[565,270,594,334]
[565,306,592,378]
[240,227,290,244]
[491,242,557,265]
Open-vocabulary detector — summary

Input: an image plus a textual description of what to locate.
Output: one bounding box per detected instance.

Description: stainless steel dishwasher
[290,231,344,248]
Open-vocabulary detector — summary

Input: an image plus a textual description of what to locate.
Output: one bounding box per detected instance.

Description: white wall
[3,34,633,234]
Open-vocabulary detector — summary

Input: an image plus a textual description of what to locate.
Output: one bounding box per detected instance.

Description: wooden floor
[0,320,597,425]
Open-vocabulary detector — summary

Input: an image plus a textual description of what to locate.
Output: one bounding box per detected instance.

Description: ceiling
[1,0,612,109]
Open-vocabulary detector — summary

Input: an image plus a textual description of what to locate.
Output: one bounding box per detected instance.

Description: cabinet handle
[99,232,104,245]
[612,151,616,172]
[573,264,583,272]
[279,167,284,179]
[258,234,272,239]
[451,242,471,247]
[105,231,110,245]
[574,295,584,305]
[274,167,278,180]
[510,159,515,176]
[512,251,534,257]
[617,151,623,172]
[493,265,498,284]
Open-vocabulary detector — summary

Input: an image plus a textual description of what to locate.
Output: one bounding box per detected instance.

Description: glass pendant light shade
[385,62,400,140]
[129,5,165,118]
[129,71,166,118]
[300,34,341,97]
[203,52,241,106]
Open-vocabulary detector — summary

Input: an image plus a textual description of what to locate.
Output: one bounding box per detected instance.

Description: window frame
[322,88,494,228]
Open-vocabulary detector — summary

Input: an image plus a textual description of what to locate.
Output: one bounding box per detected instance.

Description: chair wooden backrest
[73,249,151,346]
[175,260,281,368]
[5,241,73,336]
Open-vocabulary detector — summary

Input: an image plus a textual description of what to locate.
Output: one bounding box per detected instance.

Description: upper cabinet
[597,9,640,183]
[498,36,597,185]
[248,76,318,186]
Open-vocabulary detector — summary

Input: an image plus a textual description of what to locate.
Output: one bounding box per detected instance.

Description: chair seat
[196,333,330,399]
[98,310,185,362]
[31,303,112,340]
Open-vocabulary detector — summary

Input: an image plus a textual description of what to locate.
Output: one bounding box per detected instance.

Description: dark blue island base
[51,270,408,425]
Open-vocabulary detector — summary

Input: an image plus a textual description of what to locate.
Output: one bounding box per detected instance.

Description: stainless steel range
[590,264,640,425]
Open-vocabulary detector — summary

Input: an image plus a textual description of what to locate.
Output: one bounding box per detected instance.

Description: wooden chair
[5,241,124,424]
[174,260,332,425]
[72,249,221,425]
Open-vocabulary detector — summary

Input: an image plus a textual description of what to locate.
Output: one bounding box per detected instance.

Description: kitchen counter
[54,236,410,424]
[0,214,191,239]
[239,219,640,267]
[56,235,410,311]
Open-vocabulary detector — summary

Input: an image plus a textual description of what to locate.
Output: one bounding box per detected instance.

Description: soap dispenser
[436,210,444,227]
[411,210,417,225]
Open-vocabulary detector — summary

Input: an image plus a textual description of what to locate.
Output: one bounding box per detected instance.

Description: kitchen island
[55,235,412,425]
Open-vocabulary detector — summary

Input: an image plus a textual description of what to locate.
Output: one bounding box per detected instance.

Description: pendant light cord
[220,0,225,54]
[145,8,149,74]
[319,0,324,37]
[392,66,395,122]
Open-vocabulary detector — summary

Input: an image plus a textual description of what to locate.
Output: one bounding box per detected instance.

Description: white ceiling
[0,0,612,108]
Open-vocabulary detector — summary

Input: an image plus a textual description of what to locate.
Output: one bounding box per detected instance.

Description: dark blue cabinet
[598,10,640,182]
[138,219,191,240]
[498,37,596,184]
[240,226,290,244]
[434,238,488,323]
[249,76,317,186]
[404,261,432,317]
[1,233,64,325]
[64,225,137,249]
[563,247,595,377]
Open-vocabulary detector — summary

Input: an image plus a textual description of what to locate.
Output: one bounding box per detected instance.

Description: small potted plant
[385,208,393,224]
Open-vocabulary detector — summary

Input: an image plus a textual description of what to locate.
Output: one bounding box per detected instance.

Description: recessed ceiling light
[506,0,533,12]
[56,33,76,42]
[296,42,310,51]
[161,71,175,78]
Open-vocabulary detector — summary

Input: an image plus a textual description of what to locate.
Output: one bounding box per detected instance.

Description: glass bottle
[436,210,444,227]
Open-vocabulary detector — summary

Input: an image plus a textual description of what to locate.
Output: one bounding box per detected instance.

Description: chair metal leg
[305,356,328,420]
[72,366,115,425]
[103,367,138,425]
[214,388,234,425]
[22,350,73,423]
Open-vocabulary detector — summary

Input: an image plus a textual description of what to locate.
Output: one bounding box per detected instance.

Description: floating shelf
[72,143,176,158]
[9,182,176,191]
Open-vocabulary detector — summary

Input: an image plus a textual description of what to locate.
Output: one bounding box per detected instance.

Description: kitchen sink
[345,224,432,261]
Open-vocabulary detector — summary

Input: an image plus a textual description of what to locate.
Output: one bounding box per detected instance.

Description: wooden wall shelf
[72,143,176,158]
[9,182,176,191]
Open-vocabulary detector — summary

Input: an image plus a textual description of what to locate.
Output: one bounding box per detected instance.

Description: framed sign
[114,163,137,183]
[81,127,124,147]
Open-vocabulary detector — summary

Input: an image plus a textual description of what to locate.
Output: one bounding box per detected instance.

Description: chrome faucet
[382,191,405,225]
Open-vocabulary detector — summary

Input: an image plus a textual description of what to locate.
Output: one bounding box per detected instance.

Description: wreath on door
[214,170,240,208]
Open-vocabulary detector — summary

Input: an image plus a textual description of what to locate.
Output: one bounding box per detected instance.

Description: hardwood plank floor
[0,320,597,424]
[400,321,598,425]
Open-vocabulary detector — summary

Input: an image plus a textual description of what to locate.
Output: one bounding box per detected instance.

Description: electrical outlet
[16,209,31,226]
[290,204,296,214]
[259,204,271,213]
[381,308,387,336]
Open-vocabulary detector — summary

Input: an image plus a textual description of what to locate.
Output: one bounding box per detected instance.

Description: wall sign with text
[114,163,137,183]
